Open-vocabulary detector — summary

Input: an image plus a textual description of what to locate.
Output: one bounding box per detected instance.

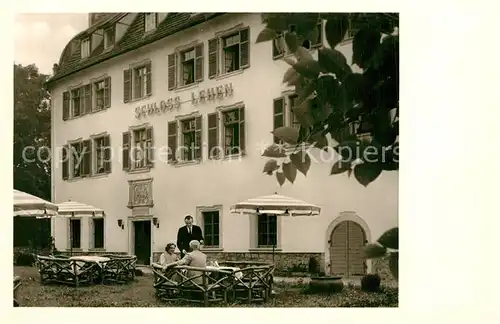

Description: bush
[361,273,381,292]
[336,287,398,307]
[308,257,319,274]
[14,251,36,266]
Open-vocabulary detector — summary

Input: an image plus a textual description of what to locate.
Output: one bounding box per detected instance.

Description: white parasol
[13,189,58,217]
[230,192,321,216]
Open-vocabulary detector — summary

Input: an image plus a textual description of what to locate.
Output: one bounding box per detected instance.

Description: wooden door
[329,220,366,277]
[134,220,151,265]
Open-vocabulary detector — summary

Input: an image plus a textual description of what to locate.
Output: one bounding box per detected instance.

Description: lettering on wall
[134,83,234,120]
[191,83,234,105]
[135,97,181,119]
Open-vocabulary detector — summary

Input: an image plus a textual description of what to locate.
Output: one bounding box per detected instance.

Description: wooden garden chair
[152,264,232,306]
[13,276,21,307]
[101,255,137,284]
[36,255,96,287]
[230,265,275,304]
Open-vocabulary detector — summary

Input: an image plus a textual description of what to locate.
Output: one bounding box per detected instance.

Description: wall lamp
[152,217,160,228]
[117,219,124,229]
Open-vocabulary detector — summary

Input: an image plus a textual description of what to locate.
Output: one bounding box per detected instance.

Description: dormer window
[81,38,90,58]
[144,13,158,33]
[104,27,115,49]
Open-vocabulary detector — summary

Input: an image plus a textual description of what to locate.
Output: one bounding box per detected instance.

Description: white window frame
[70,87,83,118]
[212,24,250,78]
[144,13,158,33]
[249,214,282,251]
[67,138,84,179]
[129,123,153,171]
[92,78,107,111]
[180,47,196,86]
[67,217,83,250]
[216,102,245,159]
[173,112,202,163]
[196,205,223,250]
[90,132,108,176]
[81,38,90,58]
[133,64,151,100]
[89,216,106,250]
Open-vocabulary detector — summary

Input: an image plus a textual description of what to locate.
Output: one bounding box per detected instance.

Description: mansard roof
[47,13,223,88]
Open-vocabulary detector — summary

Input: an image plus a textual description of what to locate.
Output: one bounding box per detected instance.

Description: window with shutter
[122,131,131,171]
[103,135,111,173]
[195,116,202,160]
[208,38,218,79]
[123,69,132,103]
[62,145,69,180]
[82,139,92,176]
[168,53,177,90]
[239,27,250,68]
[207,113,219,159]
[70,142,83,178]
[62,91,70,121]
[146,127,154,167]
[145,63,152,96]
[167,121,177,162]
[239,107,245,154]
[195,44,203,82]
[273,97,285,144]
[84,84,92,115]
[104,77,111,108]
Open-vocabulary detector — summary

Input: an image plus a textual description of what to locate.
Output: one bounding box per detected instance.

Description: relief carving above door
[128,178,154,209]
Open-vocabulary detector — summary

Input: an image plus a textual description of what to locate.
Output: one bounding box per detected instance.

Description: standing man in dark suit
[176,215,204,258]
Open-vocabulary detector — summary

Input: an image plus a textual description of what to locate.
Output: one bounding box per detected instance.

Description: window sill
[174,82,200,93]
[201,247,223,252]
[127,94,153,105]
[215,69,244,81]
[127,168,152,175]
[172,159,201,168]
[222,152,246,161]
[249,248,283,253]
[66,248,83,252]
[89,248,106,252]
[64,172,110,182]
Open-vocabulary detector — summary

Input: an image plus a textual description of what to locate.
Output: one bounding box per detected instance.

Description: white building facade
[48,13,398,277]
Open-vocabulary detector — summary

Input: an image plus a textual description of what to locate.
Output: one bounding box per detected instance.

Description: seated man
[169,240,207,284]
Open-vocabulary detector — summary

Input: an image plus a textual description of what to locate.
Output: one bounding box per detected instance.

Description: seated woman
[159,243,179,266]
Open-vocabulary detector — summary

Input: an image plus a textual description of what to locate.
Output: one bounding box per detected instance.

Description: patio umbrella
[13,189,58,217]
[230,192,321,261]
[54,200,105,255]
[230,192,321,216]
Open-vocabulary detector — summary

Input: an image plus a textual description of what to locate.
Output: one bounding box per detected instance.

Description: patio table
[207,266,242,279]
[69,255,110,266]
[69,256,111,283]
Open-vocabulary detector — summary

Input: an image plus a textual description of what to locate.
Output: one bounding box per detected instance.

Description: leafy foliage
[13,64,51,248]
[257,13,399,187]
[363,226,399,280]
[14,64,51,200]
[361,273,381,292]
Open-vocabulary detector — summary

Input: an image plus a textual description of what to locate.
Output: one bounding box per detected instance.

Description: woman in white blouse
[159,243,179,266]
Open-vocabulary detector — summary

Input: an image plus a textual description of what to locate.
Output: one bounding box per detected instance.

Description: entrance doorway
[133,220,151,265]
[329,220,366,277]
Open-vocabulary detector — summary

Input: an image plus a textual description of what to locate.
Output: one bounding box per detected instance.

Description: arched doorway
[329,220,367,277]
